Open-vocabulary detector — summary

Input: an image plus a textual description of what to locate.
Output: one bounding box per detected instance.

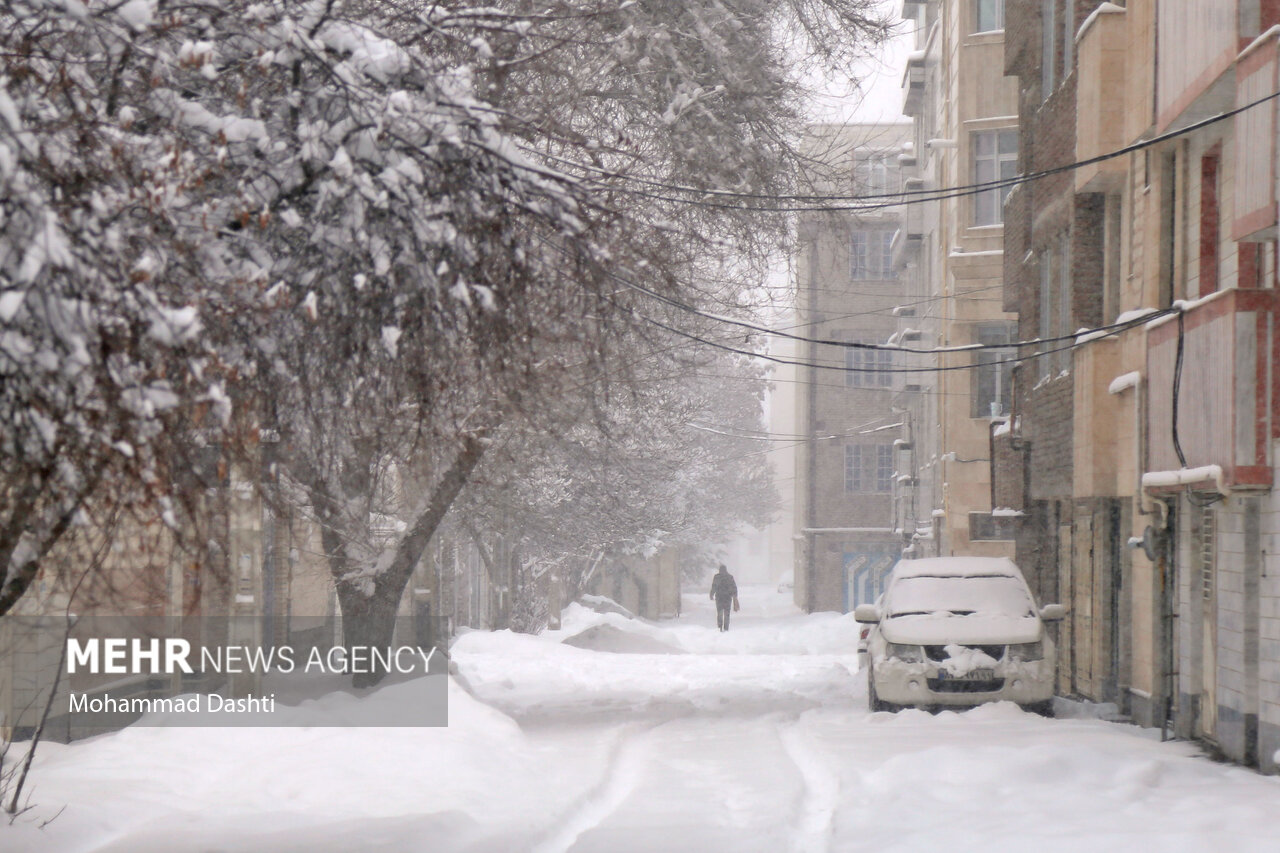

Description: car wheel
[1021,700,1054,718]
[868,670,890,713]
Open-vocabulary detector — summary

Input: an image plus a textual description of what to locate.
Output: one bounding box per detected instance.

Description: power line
[616,295,1117,375]
[513,85,1280,213]
[599,254,1176,354]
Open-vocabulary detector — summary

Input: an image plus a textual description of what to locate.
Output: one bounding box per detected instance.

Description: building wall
[1259,457,1280,773]
[902,0,1019,566]
[793,122,912,612]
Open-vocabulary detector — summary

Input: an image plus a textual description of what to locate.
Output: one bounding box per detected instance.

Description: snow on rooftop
[890,555,1021,580]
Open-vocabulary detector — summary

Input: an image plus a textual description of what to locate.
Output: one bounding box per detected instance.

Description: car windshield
[886,574,1034,619]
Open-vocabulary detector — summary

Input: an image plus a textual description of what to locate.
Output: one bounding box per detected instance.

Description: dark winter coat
[710,571,738,603]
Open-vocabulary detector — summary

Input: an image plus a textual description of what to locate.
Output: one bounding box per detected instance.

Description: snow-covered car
[854,556,1064,715]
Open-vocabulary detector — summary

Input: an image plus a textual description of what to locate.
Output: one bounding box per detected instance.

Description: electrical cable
[605,260,1177,353]
[613,293,1122,375]
[1171,310,1188,470]
[536,228,1175,356]
[511,85,1280,213]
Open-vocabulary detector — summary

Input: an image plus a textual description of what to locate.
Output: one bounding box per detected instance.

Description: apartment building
[997,0,1280,772]
[899,0,1021,563]
[793,122,916,613]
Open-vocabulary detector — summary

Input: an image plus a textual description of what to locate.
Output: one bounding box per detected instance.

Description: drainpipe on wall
[805,237,819,614]
[1131,369,1177,739]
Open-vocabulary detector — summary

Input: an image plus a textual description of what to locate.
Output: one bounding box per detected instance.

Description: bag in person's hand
[732,596,740,612]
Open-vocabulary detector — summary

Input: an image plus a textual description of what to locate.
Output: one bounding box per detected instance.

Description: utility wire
[580,240,1178,354]
[516,85,1280,213]
[616,295,1122,374]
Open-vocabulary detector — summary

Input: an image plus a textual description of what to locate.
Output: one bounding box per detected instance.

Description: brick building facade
[997,0,1280,773]
[793,123,914,613]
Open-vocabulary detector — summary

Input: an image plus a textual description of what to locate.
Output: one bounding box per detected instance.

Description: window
[1037,234,1072,379]
[976,0,1004,33]
[1062,0,1074,78]
[1041,0,1056,97]
[1199,147,1221,297]
[973,130,1018,226]
[972,323,1016,417]
[1057,234,1071,374]
[877,444,894,492]
[846,444,895,493]
[855,154,898,196]
[1103,193,1122,323]
[845,445,863,493]
[969,512,1018,541]
[850,231,894,280]
[1038,248,1055,380]
[845,344,895,388]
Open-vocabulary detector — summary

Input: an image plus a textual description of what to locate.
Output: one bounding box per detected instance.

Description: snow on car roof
[889,556,1022,580]
[882,557,1037,629]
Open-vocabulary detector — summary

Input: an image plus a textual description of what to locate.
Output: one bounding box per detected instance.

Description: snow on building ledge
[1141,465,1227,496]
[1107,371,1141,394]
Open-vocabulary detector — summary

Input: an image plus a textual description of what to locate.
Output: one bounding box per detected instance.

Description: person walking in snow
[709,564,739,631]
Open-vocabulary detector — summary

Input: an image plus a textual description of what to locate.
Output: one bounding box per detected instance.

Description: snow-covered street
[8,586,1280,852]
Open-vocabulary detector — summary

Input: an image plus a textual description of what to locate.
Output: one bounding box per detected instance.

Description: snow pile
[938,643,1002,676]
[577,594,637,619]
[562,623,687,655]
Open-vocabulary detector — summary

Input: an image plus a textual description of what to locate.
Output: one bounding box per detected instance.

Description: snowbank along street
[6,585,1280,852]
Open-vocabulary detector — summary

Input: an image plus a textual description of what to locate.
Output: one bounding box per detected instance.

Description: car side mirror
[854,604,880,623]
[1039,604,1066,622]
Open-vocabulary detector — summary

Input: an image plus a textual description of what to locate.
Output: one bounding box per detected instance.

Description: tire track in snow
[779,718,840,853]
[530,723,653,853]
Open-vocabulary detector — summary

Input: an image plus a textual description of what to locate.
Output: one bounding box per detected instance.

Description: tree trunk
[334,435,488,687]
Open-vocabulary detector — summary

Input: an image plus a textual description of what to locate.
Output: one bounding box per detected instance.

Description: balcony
[1234,29,1279,241]
[1075,4,1128,193]
[1155,1,1242,131]
[902,50,925,117]
[1144,289,1277,492]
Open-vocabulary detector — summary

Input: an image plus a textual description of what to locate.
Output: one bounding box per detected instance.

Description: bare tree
[1,1,890,684]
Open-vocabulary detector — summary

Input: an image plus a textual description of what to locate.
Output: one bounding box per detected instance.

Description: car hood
[879,613,1042,645]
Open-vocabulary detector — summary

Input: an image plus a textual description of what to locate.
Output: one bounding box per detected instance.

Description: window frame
[845,445,864,493]
[1041,0,1057,98]
[971,323,1016,418]
[845,343,895,389]
[969,511,1018,541]
[1037,233,1073,379]
[972,130,1018,227]
[850,230,895,281]
[876,444,895,493]
[845,444,894,494]
[855,153,898,197]
[975,0,1005,34]
[1038,247,1055,380]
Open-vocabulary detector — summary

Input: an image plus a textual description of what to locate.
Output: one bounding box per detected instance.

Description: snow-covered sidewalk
[6,585,1280,852]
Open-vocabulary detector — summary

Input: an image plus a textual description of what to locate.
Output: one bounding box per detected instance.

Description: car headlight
[1007,642,1043,662]
[885,642,923,662]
